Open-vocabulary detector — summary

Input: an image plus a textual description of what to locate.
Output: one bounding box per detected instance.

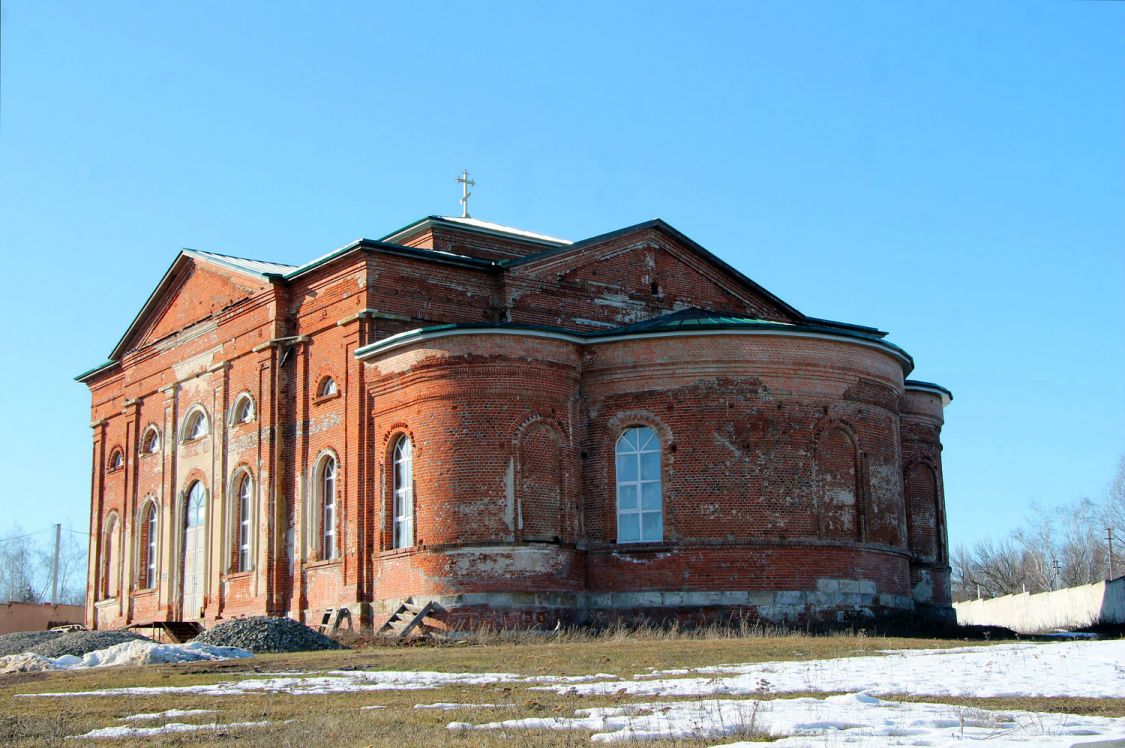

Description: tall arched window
[109,449,124,471]
[615,426,663,543]
[183,481,207,619]
[236,473,253,572]
[139,501,158,589]
[392,436,413,549]
[320,456,337,560]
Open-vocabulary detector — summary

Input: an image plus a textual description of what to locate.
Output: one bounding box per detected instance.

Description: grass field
[2,631,1121,746]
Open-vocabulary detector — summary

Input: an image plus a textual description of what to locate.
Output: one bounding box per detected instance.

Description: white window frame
[615,426,663,544]
[392,436,413,549]
[237,474,252,571]
[182,408,209,442]
[231,394,255,425]
[142,501,158,589]
[320,456,337,560]
[186,481,206,527]
[109,449,124,470]
[317,377,337,398]
[142,427,161,454]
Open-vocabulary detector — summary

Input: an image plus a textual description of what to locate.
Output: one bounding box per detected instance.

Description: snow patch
[1,640,250,673]
[121,708,218,721]
[450,694,1125,746]
[543,640,1125,699]
[68,720,275,740]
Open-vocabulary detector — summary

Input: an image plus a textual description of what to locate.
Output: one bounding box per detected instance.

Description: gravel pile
[194,616,343,653]
[0,630,63,657]
[31,630,149,658]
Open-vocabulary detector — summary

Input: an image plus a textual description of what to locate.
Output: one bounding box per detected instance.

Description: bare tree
[953,454,1125,601]
[0,527,44,603]
[0,526,87,606]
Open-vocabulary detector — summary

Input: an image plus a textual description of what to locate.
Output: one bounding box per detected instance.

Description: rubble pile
[194,616,343,653]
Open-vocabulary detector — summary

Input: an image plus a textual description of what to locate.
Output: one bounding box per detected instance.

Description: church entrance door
[182,482,207,620]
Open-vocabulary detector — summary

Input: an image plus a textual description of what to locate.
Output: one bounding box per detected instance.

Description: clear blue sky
[1,2,1121,551]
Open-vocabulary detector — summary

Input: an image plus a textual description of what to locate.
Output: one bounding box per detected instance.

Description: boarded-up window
[519,422,563,542]
[816,427,861,541]
[101,513,119,599]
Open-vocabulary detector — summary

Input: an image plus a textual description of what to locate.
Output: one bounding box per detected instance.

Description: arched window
[615,426,663,543]
[234,473,253,571]
[231,394,255,425]
[319,456,337,559]
[109,449,124,471]
[182,408,209,442]
[138,501,158,589]
[187,481,206,527]
[392,436,413,549]
[142,427,161,454]
[317,376,337,398]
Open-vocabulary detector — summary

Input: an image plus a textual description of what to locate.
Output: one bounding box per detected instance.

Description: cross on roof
[456,169,475,218]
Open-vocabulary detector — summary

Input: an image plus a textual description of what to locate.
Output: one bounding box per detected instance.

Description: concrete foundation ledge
[373,583,919,628]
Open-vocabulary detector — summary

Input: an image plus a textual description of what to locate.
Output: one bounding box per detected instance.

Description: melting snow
[414,702,512,710]
[21,640,1125,746]
[0,640,250,674]
[23,669,528,698]
[450,692,1125,746]
[68,720,274,739]
[536,640,1125,700]
[121,708,218,721]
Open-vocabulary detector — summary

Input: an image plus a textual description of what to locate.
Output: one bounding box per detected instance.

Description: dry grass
[0,631,1113,746]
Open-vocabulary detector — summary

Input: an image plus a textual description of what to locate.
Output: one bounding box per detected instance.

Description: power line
[0,526,87,545]
[0,528,54,544]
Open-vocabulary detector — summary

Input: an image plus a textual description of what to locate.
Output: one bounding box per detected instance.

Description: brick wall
[81,218,952,630]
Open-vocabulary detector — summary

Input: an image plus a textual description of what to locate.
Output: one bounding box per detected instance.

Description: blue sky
[1,2,1122,551]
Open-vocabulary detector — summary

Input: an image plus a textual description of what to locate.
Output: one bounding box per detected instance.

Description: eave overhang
[904,379,954,407]
[354,319,915,376]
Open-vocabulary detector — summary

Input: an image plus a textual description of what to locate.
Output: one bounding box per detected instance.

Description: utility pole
[51,523,61,606]
[1108,527,1116,580]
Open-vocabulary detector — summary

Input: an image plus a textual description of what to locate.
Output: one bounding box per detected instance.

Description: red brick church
[78,212,953,631]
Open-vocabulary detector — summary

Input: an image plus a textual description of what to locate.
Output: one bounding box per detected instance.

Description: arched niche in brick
[815,422,862,542]
[904,460,942,562]
[516,418,565,543]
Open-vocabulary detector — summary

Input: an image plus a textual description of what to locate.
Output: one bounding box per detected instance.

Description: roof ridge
[186,247,297,269]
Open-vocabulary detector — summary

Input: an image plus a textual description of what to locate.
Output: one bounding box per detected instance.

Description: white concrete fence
[953,576,1125,634]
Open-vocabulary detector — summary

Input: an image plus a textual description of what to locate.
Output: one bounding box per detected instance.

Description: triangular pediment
[504,219,803,328]
[111,253,272,359]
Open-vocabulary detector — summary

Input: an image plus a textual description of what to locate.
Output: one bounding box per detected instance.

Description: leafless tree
[952,454,1124,601]
[0,526,87,606]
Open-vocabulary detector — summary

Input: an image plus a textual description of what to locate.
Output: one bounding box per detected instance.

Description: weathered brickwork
[79,216,952,630]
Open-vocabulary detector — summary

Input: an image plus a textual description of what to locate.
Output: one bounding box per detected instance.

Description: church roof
[381,215,572,247]
[183,249,296,277]
[353,310,915,374]
[613,307,888,338]
[77,215,907,382]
